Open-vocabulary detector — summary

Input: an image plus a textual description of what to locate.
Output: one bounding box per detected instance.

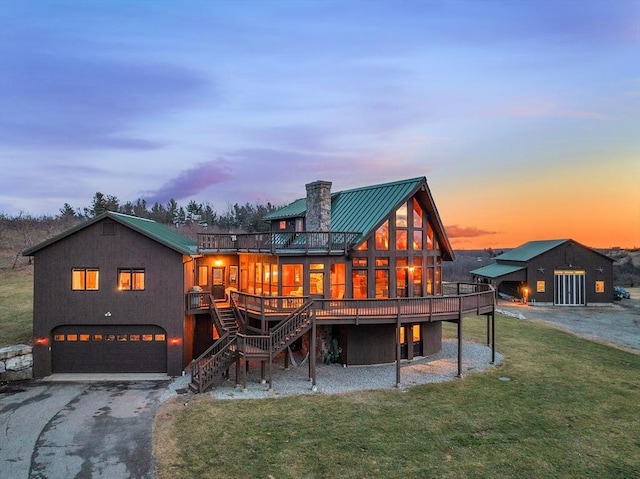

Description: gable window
[396,230,408,250]
[118,269,145,290]
[72,268,99,290]
[375,220,389,250]
[412,199,423,228]
[396,202,408,228]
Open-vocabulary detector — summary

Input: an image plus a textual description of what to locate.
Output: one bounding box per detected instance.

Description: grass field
[2,260,638,477]
[154,316,640,479]
[0,266,33,348]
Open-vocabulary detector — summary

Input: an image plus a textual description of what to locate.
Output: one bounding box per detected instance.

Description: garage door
[52,325,167,373]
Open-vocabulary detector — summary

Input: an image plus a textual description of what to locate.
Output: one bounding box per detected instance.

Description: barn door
[554,270,586,305]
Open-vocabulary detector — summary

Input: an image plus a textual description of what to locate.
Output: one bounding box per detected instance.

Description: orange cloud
[445,224,497,238]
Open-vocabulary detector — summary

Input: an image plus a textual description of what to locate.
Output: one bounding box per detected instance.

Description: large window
[352,270,367,299]
[330,263,346,299]
[310,263,324,295]
[282,264,303,296]
[375,270,389,298]
[72,268,99,290]
[198,265,208,287]
[118,269,145,290]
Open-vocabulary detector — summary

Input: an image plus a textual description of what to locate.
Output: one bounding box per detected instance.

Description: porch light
[169,337,182,346]
[34,337,48,346]
[214,260,223,266]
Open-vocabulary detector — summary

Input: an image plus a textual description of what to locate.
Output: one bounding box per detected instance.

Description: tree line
[57,192,280,231]
[1,193,282,268]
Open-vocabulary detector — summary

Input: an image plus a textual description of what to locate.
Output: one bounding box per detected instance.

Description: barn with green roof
[471,239,614,305]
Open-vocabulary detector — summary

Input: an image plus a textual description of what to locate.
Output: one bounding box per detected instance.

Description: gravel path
[161,339,503,402]
[496,290,640,353]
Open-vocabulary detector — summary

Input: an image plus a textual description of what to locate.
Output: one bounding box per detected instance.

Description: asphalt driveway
[0,379,168,479]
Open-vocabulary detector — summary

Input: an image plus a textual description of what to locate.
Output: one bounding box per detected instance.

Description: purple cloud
[143,159,234,204]
[0,28,208,151]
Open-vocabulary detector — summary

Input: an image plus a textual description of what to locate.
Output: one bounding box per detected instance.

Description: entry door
[554,270,586,305]
[212,267,226,300]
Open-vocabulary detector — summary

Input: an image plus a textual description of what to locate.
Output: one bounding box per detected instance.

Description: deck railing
[224,283,494,323]
[197,231,360,254]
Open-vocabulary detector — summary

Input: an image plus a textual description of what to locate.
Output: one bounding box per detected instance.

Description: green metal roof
[263,197,307,220]
[24,212,197,256]
[108,212,197,255]
[264,177,424,235]
[470,263,526,279]
[331,177,424,239]
[262,177,454,260]
[495,239,569,262]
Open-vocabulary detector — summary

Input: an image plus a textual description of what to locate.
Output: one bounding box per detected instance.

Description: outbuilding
[471,239,614,305]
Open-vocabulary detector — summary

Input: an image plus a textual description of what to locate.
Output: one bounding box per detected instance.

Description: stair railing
[190,332,237,393]
[268,301,314,355]
[229,294,246,334]
[209,293,228,336]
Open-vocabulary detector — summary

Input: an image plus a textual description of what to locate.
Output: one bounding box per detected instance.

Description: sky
[1,0,639,250]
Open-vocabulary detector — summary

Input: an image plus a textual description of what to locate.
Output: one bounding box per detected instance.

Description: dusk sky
[1,0,639,249]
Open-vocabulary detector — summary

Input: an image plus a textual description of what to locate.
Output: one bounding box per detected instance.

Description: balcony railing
[197,231,360,254]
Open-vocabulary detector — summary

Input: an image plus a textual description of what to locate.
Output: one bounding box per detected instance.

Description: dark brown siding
[422,322,442,355]
[31,218,186,377]
[343,324,396,365]
[525,241,614,304]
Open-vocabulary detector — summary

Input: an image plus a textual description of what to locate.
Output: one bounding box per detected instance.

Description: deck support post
[261,361,266,384]
[310,309,317,388]
[284,348,290,370]
[235,350,241,389]
[395,312,401,388]
[457,313,463,378]
[242,358,247,392]
[486,315,490,345]
[491,311,496,364]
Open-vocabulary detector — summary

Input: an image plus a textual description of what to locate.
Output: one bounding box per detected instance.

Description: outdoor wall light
[34,337,48,346]
[169,337,182,346]
[104,311,112,317]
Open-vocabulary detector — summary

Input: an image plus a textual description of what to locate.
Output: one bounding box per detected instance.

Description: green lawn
[154,315,640,479]
[0,267,33,348]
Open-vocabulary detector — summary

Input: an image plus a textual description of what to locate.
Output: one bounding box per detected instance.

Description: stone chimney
[305,180,332,232]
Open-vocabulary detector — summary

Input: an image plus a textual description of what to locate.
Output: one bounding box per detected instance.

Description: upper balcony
[197,231,360,255]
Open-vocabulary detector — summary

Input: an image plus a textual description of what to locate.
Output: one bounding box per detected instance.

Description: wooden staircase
[189,300,315,393]
[217,305,239,336]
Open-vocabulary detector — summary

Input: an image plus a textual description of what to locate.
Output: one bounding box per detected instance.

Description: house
[24,177,496,391]
[470,239,614,305]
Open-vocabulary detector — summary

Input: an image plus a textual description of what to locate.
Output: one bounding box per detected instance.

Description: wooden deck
[186,283,495,324]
